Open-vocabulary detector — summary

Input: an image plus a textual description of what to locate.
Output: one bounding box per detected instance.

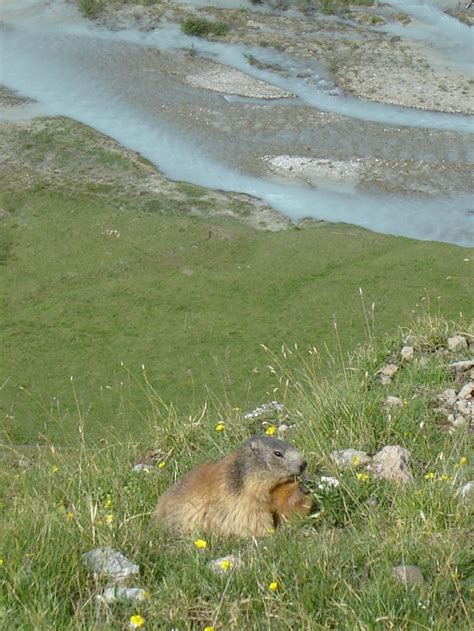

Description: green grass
[78,0,103,18]
[0,316,472,629]
[0,117,472,629]
[181,17,229,38]
[0,118,472,445]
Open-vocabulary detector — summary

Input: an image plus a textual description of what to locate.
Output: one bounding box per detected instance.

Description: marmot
[153,435,312,537]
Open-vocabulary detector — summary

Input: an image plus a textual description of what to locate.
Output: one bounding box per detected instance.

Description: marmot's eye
[274,450,283,457]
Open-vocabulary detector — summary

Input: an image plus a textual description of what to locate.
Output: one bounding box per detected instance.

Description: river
[0,0,473,245]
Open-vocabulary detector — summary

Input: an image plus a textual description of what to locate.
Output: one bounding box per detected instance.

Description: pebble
[392,565,424,587]
[98,586,148,604]
[330,449,371,468]
[208,555,242,575]
[457,381,474,400]
[82,548,139,584]
[400,345,414,361]
[384,396,403,408]
[372,445,413,484]
[381,364,399,377]
[458,480,474,503]
[132,463,155,473]
[447,335,468,352]
[448,359,474,373]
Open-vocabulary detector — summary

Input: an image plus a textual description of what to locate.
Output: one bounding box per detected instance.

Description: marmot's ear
[249,439,261,454]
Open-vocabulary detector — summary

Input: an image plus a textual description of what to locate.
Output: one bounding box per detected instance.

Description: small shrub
[181,16,229,38]
[78,0,102,18]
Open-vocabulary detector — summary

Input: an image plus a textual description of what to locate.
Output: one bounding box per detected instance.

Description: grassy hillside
[0,118,472,444]
[0,315,472,629]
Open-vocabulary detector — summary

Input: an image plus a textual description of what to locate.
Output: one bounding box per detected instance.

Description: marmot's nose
[299,460,307,473]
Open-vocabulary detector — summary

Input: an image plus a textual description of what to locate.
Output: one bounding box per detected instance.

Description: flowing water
[0,0,473,245]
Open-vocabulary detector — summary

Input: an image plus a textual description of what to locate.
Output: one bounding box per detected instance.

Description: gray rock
[132,463,155,473]
[380,374,392,386]
[450,414,468,429]
[330,449,371,468]
[392,565,424,587]
[447,335,468,352]
[381,364,399,377]
[400,346,414,361]
[455,399,473,417]
[437,388,457,407]
[458,481,474,503]
[99,586,148,604]
[208,555,242,575]
[277,423,290,437]
[458,381,474,400]
[82,548,139,584]
[448,360,474,373]
[372,445,413,484]
[384,396,403,408]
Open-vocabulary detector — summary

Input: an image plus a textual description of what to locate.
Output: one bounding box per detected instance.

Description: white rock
[380,374,392,386]
[448,360,474,373]
[451,415,468,429]
[132,463,155,473]
[447,335,468,352]
[458,481,474,503]
[381,364,399,377]
[99,586,148,604]
[392,565,424,587]
[372,445,413,484]
[384,396,403,408]
[82,548,139,584]
[208,555,242,575]
[458,382,474,400]
[277,423,290,437]
[330,449,371,468]
[455,399,473,417]
[246,19,262,29]
[437,388,457,407]
[400,346,414,361]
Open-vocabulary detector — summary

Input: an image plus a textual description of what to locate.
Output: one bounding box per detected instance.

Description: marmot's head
[245,435,307,483]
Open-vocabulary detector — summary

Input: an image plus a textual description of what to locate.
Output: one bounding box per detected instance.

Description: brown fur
[153,436,312,537]
[270,480,312,525]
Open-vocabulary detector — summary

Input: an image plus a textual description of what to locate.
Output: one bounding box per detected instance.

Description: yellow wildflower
[265,425,277,436]
[65,511,74,522]
[158,461,166,469]
[51,465,59,474]
[352,455,360,466]
[129,614,145,629]
[459,456,468,466]
[0,559,3,566]
[266,528,275,535]
[203,627,214,631]
[105,513,114,525]
[103,498,112,509]
[438,474,449,482]
[268,581,278,591]
[194,539,207,549]
[424,472,435,480]
[356,472,369,482]
[215,422,225,432]
[219,559,232,571]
